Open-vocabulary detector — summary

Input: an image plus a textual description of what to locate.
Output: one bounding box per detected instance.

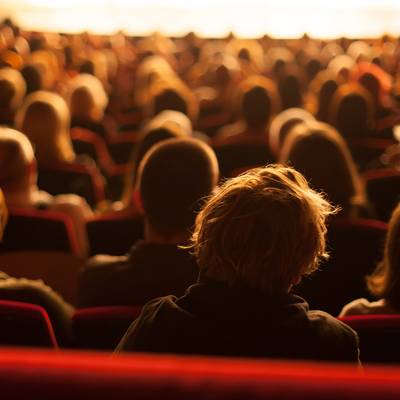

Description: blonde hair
[190,164,336,294]
[0,127,35,192]
[67,73,108,122]
[15,91,75,163]
[0,67,26,110]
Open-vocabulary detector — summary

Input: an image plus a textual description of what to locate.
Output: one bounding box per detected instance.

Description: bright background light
[1,0,400,38]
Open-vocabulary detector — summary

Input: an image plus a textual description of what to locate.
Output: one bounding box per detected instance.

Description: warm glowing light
[1,0,400,38]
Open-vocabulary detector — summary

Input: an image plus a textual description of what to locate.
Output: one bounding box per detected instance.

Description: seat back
[296,218,387,315]
[38,161,105,208]
[0,300,58,348]
[363,168,400,222]
[0,208,80,256]
[340,314,400,363]
[72,306,142,349]
[3,349,400,400]
[87,212,143,256]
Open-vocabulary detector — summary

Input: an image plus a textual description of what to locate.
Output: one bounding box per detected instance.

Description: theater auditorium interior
[2,1,400,398]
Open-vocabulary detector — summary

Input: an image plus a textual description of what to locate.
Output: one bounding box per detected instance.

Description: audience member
[79,138,219,307]
[0,127,92,257]
[340,202,400,316]
[116,164,359,363]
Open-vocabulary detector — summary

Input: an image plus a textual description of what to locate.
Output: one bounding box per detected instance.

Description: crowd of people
[1,17,400,362]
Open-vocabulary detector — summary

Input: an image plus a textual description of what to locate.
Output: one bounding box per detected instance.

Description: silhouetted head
[138,138,219,238]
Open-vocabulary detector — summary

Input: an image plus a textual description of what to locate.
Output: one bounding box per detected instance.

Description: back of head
[190,165,335,295]
[329,84,375,137]
[0,127,35,193]
[0,67,26,111]
[15,91,74,163]
[280,121,365,211]
[67,73,108,122]
[21,64,43,95]
[237,76,278,129]
[138,138,219,237]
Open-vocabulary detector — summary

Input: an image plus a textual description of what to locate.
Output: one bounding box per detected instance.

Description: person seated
[116,164,360,363]
[66,73,114,139]
[0,127,92,257]
[279,120,372,219]
[214,75,279,148]
[0,187,74,346]
[339,202,400,317]
[15,90,105,209]
[78,137,219,307]
[0,67,26,126]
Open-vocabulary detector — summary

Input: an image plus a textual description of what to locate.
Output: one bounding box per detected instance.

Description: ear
[132,189,144,214]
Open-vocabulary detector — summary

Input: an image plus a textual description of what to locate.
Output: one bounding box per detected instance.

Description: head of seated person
[328,83,375,138]
[190,164,335,295]
[21,63,43,95]
[0,127,38,206]
[279,121,368,218]
[236,76,279,132]
[148,82,199,124]
[136,137,219,244]
[15,90,75,164]
[67,73,108,124]
[0,67,26,124]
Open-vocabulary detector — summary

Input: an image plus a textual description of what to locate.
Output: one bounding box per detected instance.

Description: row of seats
[1,299,400,363]
[2,347,400,400]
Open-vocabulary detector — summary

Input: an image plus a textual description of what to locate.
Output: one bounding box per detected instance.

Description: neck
[144,219,190,245]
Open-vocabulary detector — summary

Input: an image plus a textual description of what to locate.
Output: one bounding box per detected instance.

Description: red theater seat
[2,350,400,399]
[72,306,142,349]
[0,301,58,348]
[340,315,400,363]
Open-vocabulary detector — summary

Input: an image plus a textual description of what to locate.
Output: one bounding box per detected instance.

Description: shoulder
[339,298,374,317]
[52,194,93,218]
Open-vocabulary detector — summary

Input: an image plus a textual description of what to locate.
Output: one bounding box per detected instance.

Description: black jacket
[79,241,199,307]
[116,280,360,362]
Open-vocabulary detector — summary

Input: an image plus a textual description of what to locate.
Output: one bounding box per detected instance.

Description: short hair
[21,64,43,95]
[0,127,35,192]
[367,203,400,309]
[236,76,279,129]
[15,91,75,163]
[138,138,219,236]
[190,164,336,295]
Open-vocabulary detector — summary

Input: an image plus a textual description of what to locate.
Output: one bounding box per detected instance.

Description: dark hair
[21,64,42,95]
[138,138,218,236]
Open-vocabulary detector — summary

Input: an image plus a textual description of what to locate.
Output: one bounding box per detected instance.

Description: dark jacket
[78,241,199,308]
[116,280,360,362]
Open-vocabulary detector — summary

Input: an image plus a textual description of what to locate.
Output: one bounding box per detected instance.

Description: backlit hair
[0,127,35,192]
[367,203,400,309]
[190,164,336,294]
[15,91,75,163]
[279,121,366,214]
[67,73,108,121]
[0,67,26,110]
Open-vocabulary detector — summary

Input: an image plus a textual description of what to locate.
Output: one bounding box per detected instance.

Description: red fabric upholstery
[72,306,142,349]
[86,211,143,255]
[0,301,58,348]
[339,315,400,363]
[2,349,400,399]
[0,207,80,256]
